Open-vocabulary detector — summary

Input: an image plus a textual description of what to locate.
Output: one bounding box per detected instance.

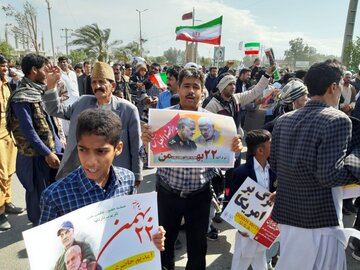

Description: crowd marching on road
[1,51,360,270]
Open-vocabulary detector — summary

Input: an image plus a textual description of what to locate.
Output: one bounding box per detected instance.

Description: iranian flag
[149,72,167,90]
[244,42,260,55]
[175,16,222,45]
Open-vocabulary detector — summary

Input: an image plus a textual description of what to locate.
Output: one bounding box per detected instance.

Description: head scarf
[273,79,308,116]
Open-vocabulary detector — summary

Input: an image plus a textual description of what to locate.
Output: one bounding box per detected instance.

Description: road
[0,168,359,270]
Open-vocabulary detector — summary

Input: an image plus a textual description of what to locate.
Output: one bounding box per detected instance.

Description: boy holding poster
[229,129,276,270]
[39,108,165,251]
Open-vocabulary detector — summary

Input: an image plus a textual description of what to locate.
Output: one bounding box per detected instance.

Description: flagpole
[192,7,197,63]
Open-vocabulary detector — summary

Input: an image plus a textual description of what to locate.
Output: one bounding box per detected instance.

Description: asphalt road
[0,168,359,270]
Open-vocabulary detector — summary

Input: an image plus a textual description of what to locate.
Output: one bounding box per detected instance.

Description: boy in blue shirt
[39,108,165,250]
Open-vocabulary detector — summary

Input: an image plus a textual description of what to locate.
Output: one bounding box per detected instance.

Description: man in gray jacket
[42,62,142,185]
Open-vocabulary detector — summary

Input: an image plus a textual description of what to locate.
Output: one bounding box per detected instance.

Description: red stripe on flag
[176,34,221,45]
[182,12,193,20]
[245,50,259,55]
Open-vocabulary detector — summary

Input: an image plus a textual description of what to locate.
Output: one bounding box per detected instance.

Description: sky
[0,0,359,61]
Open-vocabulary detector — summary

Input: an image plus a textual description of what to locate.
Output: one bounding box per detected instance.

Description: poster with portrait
[343,184,360,199]
[148,109,237,168]
[23,192,161,270]
[221,177,279,248]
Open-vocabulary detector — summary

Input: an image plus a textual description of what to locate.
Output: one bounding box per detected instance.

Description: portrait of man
[167,117,197,151]
[64,245,101,270]
[64,245,82,270]
[194,117,221,146]
[55,221,96,270]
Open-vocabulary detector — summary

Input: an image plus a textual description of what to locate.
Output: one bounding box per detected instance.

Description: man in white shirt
[339,71,356,116]
[58,56,80,136]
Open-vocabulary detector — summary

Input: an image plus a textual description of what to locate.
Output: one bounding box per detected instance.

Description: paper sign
[23,192,161,270]
[148,109,237,168]
[221,177,279,248]
[342,184,360,199]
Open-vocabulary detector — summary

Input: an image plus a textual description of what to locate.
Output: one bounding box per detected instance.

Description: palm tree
[70,23,121,62]
[113,41,142,63]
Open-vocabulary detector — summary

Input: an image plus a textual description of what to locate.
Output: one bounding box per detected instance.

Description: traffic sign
[214,46,225,61]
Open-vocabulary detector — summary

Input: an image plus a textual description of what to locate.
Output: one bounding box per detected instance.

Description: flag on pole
[244,42,260,54]
[175,16,223,45]
[182,12,193,20]
[149,73,167,90]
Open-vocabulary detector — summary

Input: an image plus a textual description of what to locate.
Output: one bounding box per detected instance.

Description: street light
[136,8,148,56]
[45,0,55,62]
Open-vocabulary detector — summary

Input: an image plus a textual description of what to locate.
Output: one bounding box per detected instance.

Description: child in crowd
[229,129,276,270]
[39,108,165,250]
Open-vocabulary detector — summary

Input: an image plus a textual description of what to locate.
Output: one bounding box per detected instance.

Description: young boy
[39,108,165,250]
[229,129,276,270]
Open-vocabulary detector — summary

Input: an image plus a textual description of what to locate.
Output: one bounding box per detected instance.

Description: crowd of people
[1,52,360,270]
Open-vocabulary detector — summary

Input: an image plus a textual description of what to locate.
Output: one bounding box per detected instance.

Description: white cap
[184,62,198,69]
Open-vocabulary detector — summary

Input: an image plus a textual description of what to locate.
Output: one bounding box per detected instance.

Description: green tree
[163,48,185,65]
[147,55,167,65]
[0,40,15,60]
[198,56,212,68]
[70,23,121,62]
[284,38,317,68]
[2,2,39,53]
[112,41,141,63]
[343,36,360,70]
[67,49,88,65]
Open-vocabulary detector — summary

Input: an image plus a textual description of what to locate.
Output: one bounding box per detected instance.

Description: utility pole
[341,0,358,63]
[136,8,148,56]
[61,28,72,55]
[5,23,11,43]
[45,0,55,62]
[192,7,196,63]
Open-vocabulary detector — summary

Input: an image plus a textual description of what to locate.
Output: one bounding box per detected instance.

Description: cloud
[3,0,343,60]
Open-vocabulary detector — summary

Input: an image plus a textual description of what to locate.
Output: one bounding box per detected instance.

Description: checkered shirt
[39,166,134,224]
[157,104,216,192]
[270,100,360,228]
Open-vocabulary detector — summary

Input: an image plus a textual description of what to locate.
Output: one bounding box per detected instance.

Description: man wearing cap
[205,65,274,137]
[0,54,24,231]
[6,53,63,225]
[55,220,95,270]
[42,61,142,186]
[264,79,309,133]
[130,63,154,121]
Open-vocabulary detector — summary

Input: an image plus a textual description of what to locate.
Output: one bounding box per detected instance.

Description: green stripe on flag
[175,16,222,31]
[160,72,167,84]
[245,42,260,48]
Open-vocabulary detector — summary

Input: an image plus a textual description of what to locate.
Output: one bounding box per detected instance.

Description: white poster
[23,192,161,270]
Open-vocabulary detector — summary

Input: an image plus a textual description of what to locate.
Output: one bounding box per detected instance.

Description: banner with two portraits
[148,109,237,168]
